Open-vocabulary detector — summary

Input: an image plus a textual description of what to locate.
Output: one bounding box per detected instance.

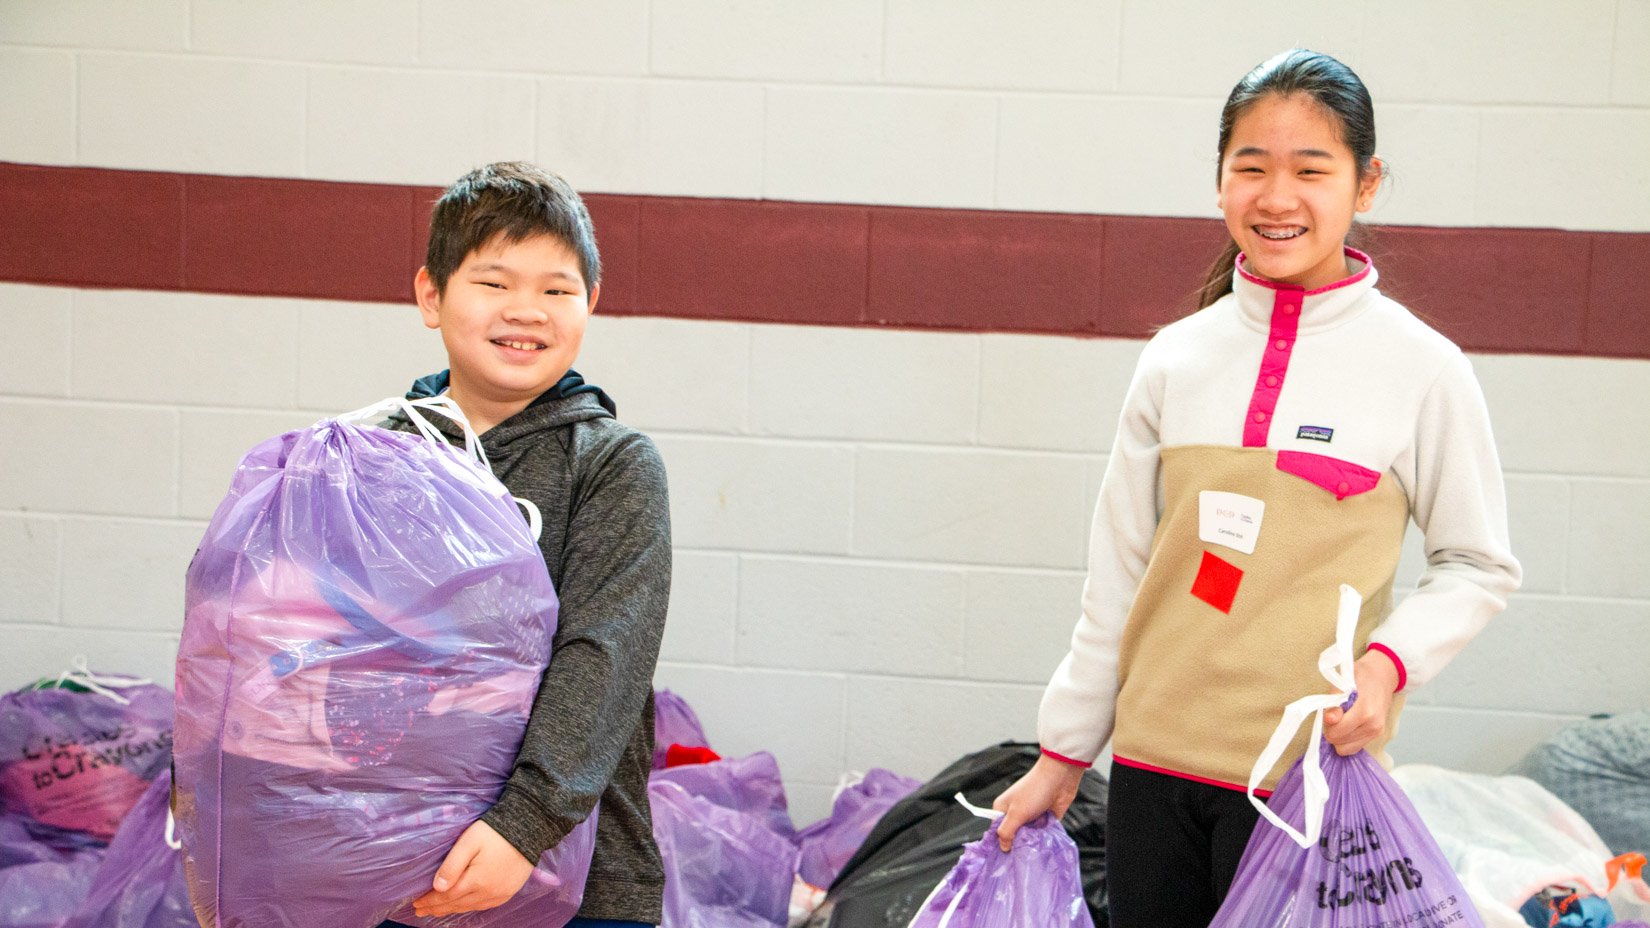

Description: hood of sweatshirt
[403,368,616,449]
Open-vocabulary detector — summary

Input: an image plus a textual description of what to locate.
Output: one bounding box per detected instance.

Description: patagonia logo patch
[1297,425,1334,443]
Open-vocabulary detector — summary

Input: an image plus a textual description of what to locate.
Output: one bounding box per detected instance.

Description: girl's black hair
[1197,49,1380,309]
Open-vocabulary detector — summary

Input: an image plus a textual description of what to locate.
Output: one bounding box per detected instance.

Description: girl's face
[1217,93,1382,291]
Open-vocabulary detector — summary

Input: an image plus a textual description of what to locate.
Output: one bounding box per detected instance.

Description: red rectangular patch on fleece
[1190,550,1243,614]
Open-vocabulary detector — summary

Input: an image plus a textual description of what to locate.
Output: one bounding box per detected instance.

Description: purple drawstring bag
[61,769,193,928]
[905,797,1094,928]
[0,817,105,928]
[652,688,711,769]
[796,769,922,892]
[174,397,595,928]
[1210,585,1485,928]
[650,777,800,928]
[651,752,797,842]
[0,667,173,843]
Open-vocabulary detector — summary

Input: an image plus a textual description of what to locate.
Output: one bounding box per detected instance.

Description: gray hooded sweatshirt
[397,370,670,924]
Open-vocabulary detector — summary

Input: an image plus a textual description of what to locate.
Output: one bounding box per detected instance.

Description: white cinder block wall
[2,1,1647,825]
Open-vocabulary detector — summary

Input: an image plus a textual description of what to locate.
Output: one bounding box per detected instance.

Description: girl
[992,49,1520,927]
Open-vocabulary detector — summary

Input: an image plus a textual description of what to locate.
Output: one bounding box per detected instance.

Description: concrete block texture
[1617,0,1650,105]
[1358,0,1616,105]
[845,676,1043,781]
[0,48,75,165]
[652,662,847,784]
[1472,354,1650,478]
[749,325,979,444]
[1116,0,1361,97]
[1503,476,1569,595]
[0,515,60,625]
[884,0,1120,92]
[1476,109,1650,233]
[417,0,649,76]
[1567,480,1650,599]
[1414,595,1650,716]
[657,551,738,665]
[962,569,1087,684]
[652,436,854,554]
[71,290,300,408]
[2,626,181,694]
[1388,706,1581,775]
[854,447,1090,568]
[735,556,967,678]
[60,517,202,632]
[190,0,420,66]
[178,410,327,520]
[0,284,71,397]
[764,87,998,209]
[996,95,1223,218]
[0,0,188,52]
[576,316,749,434]
[306,67,536,187]
[295,300,447,413]
[0,400,177,518]
[77,53,306,177]
[1361,105,1480,228]
[537,78,766,199]
[650,0,883,83]
[977,334,1142,452]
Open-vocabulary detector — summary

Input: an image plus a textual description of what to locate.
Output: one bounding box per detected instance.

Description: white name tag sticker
[1199,491,1265,555]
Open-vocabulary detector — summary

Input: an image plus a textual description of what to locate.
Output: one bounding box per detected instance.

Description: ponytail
[1197,239,1242,309]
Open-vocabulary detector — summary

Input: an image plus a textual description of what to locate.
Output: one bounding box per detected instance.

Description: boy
[387,162,671,927]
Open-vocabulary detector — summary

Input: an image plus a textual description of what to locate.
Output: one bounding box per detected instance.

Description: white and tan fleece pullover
[1038,250,1522,793]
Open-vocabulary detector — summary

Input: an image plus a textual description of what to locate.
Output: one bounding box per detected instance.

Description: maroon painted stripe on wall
[2,162,1646,359]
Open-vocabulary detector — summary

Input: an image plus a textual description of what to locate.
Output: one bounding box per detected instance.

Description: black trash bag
[1510,710,1650,857]
[800,741,1108,928]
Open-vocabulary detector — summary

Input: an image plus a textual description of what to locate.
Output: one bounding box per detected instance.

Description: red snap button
[1265,375,1279,388]
[1283,305,1297,315]
[1275,339,1289,351]
[1336,481,1351,495]
[1253,412,1267,423]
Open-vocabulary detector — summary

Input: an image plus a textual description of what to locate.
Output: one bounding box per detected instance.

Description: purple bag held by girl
[1210,585,1484,928]
[905,797,1094,928]
[174,396,596,928]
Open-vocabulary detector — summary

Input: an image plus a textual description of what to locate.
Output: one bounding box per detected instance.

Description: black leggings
[1105,762,1264,928]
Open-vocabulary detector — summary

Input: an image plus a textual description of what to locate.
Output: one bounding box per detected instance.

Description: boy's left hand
[412,820,534,918]
[1322,650,1402,756]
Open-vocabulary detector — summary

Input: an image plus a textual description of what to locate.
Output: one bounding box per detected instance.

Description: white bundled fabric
[1392,765,1650,926]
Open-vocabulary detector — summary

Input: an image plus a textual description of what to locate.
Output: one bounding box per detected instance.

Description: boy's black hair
[425,161,601,296]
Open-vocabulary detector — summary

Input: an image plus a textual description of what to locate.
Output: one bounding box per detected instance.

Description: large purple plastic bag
[0,826,104,928]
[650,778,800,928]
[796,769,922,892]
[174,397,595,928]
[651,752,797,840]
[906,802,1094,928]
[1211,585,1483,928]
[653,688,711,769]
[62,769,193,928]
[0,668,173,843]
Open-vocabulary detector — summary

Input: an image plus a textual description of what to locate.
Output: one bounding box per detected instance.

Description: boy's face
[416,234,598,413]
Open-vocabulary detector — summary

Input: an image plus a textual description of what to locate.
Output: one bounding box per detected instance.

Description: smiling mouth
[492,339,546,351]
[1256,226,1306,240]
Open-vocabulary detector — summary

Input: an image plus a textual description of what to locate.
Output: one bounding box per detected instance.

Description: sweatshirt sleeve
[1370,351,1521,691]
[1037,342,1165,767]
[482,432,671,862]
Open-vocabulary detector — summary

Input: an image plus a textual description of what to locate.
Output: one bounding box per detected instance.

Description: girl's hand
[1322,650,1402,756]
[412,820,534,918]
[992,754,1087,852]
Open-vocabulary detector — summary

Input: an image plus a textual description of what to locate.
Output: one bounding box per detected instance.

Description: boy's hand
[411,820,534,918]
[1322,650,1402,756]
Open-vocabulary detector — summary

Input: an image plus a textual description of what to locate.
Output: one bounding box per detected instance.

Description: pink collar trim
[1234,246,1374,295]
